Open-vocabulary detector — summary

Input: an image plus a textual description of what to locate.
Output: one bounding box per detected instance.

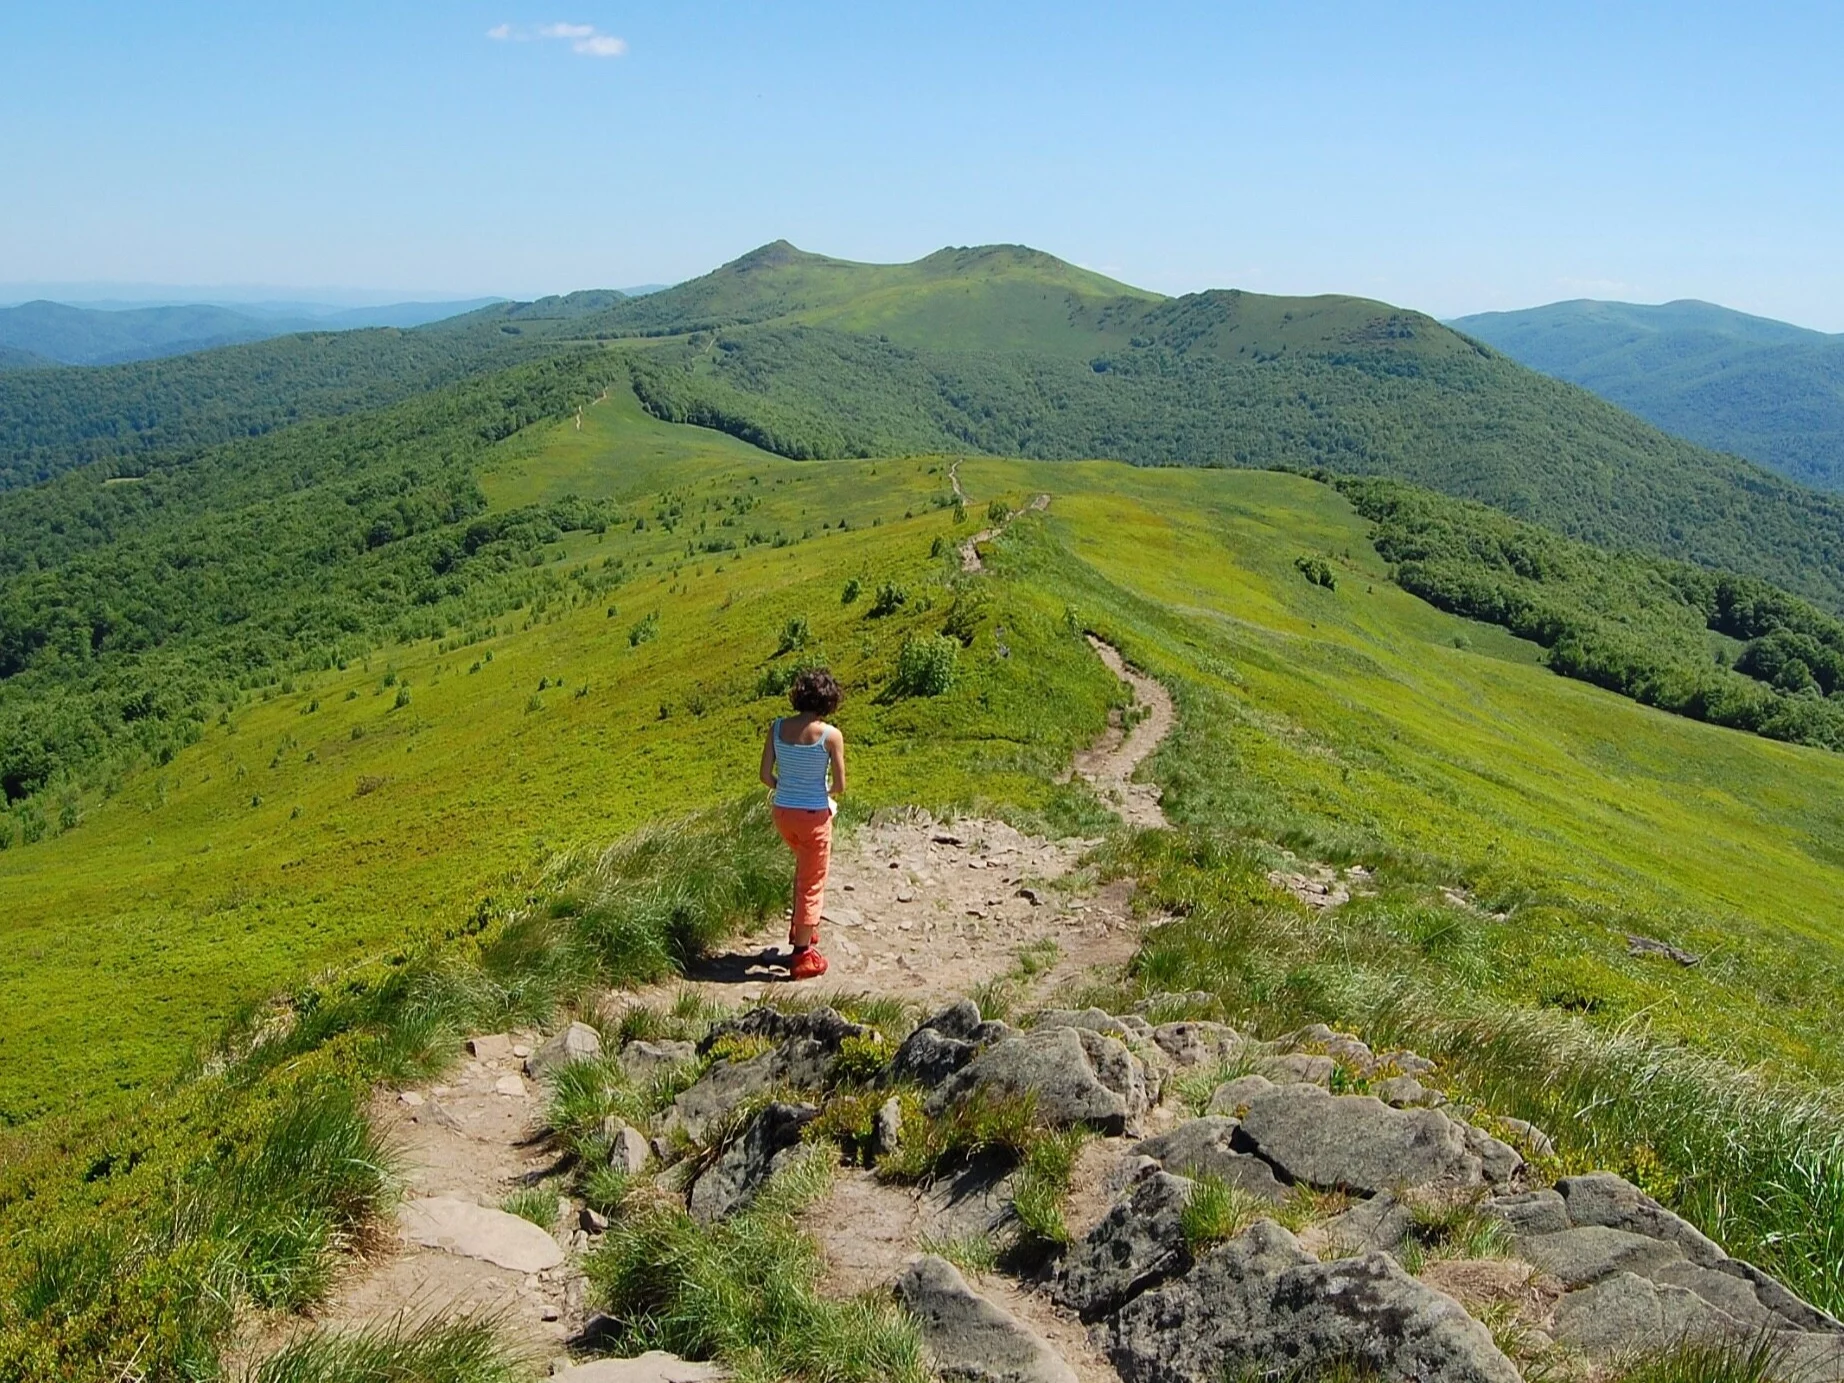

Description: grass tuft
[246,1316,523,1383]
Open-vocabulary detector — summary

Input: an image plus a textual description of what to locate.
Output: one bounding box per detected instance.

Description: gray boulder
[1205,1074,1274,1117]
[620,1038,696,1083]
[1034,1008,1134,1040]
[927,1025,1149,1135]
[1557,1173,1725,1266]
[1056,1171,1197,1320]
[1319,1192,1413,1255]
[698,1003,867,1055]
[1551,1271,1739,1355]
[526,1020,603,1078]
[1109,1220,1520,1383]
[1134,1119,1288,1202]
[1151,1022,1241,1067]
[892,1026,979,1088]
[1257,1053,1336,1087]
[1463,1125,1524,1187]
[1516,1226,1687,1288]
[1373,1074,1437,1107]
[895,1254,1077,1383]
[603,1120,651,1176]
[1235,1084,1476,1194]
[1487,1189,1569,1237]
[687,1101,817,1222]
[673,1039,835,1139]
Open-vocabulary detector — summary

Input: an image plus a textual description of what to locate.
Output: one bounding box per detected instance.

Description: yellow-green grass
[10,405,1844,1123]
[969,457,1844,1075]
[0,405,1117,1123]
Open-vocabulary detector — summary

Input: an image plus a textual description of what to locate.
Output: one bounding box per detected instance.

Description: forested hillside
[0,324,539,490]
[1454,298,1844,489]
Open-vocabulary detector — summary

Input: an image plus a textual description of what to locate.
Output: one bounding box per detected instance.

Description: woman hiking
[760,667,846,980]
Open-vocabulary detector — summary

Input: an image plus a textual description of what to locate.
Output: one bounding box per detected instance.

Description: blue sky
[4,2,1841,326]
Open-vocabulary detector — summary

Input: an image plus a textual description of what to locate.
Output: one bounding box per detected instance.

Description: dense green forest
[0,325,537,490]
[1454,299,1844,490]
[1339,476,1844,750]
[0,352,622,822]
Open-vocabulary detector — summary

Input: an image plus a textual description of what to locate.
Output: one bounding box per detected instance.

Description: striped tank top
[772,720,835,811]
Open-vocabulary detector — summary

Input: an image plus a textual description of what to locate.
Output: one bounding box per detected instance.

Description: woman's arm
[759,722,778,789]
[827,727,847,795]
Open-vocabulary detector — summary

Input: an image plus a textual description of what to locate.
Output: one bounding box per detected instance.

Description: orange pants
[772,805,832,947]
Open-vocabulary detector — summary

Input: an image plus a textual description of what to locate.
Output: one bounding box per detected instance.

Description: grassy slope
[8,393,1844,1117]
[1454,299,1844,490]
[979,460,1844,1072]
[0,395,1118,1122]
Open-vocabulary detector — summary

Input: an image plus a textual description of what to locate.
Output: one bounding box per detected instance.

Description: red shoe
[789,948,829,981]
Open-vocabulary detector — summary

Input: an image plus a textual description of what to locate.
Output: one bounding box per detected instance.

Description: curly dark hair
[790,667,843,715]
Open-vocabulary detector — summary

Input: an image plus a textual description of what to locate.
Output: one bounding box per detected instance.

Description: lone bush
[629,611,660,646]
[1293,555,1337,590]
[986,498,1012,525]
[776,616,810,656]
[841,578,862,604]
[869,582,909,618]
[892,634,958,697]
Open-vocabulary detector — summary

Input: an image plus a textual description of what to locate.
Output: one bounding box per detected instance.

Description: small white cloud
[489,21,626,56]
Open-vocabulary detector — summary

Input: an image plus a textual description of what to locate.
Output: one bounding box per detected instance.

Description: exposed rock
[1551,1271,1735,1355]
[1487,1189,1570,1237]
[873,1096,904,1158]
[1151,1022,1241,1067]
[1257,1053,1336,1087]
[699,1003,867,1054]
[1205,1074,1274,1117]
[580,1206,609,1234]
[897,1254,1078,1383]
[1134,1119,1288,1202]
[1318,1191,1413,1255]
[1109,1220,1520,1383]
[1119,1014,1153,1036]
[399,1197,564,1272]
[1556,1173,1725,1266]
[526,1021,603,1078]
[1463,1125,1523,1186]
[549,1352,727,1383]
[467,1033,514,1061]
[1626,934,1701,967]
[1710,1258,1844,1334]
[1324,1036,1378,1073]
[1516,1226,1687,1288]
[604,1121,651,1176]
[1056,1171,1197,1320]
[1379,1050,1438,1077]
[673,1039,835,1139]
[1034,1007,1134,1040]
[494,1074,527,1098]
[620,1039,697,1082]
[1497,1117,1556,1160]
[927,1025,1149,1135]
[1235,1084,1477,1194]
[687,1101,818,1223]
[1372,1074,1436,1107]
[892,1027,979,1088]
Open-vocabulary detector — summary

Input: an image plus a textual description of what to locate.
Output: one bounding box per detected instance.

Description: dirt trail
[277,467,1179,1377]
[960,492,1050,573]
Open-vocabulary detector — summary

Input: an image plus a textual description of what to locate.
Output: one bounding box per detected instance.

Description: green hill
[0,299,296,365]
[1453,298,1844,489]
[0,346,48,373]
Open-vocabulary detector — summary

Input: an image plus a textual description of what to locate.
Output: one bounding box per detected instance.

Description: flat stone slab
[897,1254,1078,1383]
[399,1196,564,1272]
[1516,1226,1685,1288]
[1234,1084,1476,1194]
[551,1353,727,1383]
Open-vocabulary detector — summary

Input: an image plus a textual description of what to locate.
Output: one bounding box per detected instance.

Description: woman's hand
[759,722,778,789]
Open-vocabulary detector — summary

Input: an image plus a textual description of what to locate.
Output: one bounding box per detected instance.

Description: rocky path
[266,627,1176,1376]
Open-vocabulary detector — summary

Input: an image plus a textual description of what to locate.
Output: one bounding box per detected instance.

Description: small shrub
[891,635,958,698]
[986,499,1012,525]
[841,578,862,604]
[1293,555,1337,590]
[776,616,811,656]
[247,1316,522,1383]
[392,685,411,710]
[868,582,909,618]
[629,611,660,646]
[930,536,947,558]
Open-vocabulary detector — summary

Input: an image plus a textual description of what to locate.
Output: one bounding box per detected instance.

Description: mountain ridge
[1453,297,1844,488]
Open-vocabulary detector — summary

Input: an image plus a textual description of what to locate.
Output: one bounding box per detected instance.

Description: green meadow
[7,394,1844,1125]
